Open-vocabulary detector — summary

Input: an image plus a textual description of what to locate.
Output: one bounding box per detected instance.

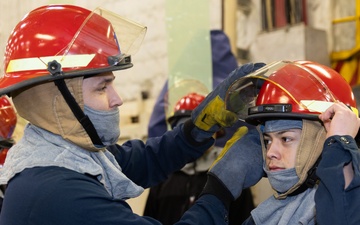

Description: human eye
[282,137,291,142]
[281,134,295,144]
[263,137,272,149]
[96,83,108,92]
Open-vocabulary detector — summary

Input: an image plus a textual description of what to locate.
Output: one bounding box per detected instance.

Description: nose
[266,140,280,160]
[109,86,123,108]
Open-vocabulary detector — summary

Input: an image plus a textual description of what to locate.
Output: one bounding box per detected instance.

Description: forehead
[92,71,114,79]
[83,72,115,84]
[264,128,302,137]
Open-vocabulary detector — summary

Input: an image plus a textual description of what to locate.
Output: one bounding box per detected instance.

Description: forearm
[343,162,354,189]
[108,120,214,188]
[175,194,229,225]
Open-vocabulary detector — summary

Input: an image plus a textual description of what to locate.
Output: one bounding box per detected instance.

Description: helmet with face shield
[1,5,146,92]
[167,93,206,129]
[165,79,226,138]
[0,5,147,151]
[165,79,209,128]
[225,60,357,198]
[225,60,357,123]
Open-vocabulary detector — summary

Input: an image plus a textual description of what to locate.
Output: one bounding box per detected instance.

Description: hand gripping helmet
[0,96,17,166]
[167,93,205,129]
[225,60,357,198]
[0,5,146,151]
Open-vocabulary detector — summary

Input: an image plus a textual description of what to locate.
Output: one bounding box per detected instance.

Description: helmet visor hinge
[108,54,131,66]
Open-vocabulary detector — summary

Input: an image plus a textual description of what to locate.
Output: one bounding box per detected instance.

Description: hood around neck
[11,77,104,152]
[260,119,325,199]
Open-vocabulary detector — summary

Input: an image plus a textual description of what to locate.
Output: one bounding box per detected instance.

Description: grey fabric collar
[251,187,316,225]
[0,124,143,199]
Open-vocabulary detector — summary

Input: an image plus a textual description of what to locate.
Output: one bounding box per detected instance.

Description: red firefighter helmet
[0,96,17,166]
[225,60,357,124]
[0,5,147,95]
[167,93,205,128]
[0,5,146,148]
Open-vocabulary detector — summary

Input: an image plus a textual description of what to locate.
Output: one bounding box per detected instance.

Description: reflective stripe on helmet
[6,54,96,73]
[301,100,359,116]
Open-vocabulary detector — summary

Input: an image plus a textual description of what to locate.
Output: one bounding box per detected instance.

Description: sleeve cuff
[183,119,214,146]
[200,173,234,211]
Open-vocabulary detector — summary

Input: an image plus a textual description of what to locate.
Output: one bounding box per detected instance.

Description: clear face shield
[61,7,147,68]
[225,61,355,121]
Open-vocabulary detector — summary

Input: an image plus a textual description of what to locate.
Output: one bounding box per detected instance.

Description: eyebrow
[263,129,299,137]
[96,76,115,85]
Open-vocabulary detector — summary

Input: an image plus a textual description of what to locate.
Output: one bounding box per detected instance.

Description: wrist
[200,173,234,210]
[320,135,356,169]
[325,135,357,153]
[183,119,214,145]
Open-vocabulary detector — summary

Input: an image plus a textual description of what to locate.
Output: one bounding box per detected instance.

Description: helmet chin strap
[48,60,103,146]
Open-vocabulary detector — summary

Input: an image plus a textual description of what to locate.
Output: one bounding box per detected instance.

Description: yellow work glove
[190,63,265,142]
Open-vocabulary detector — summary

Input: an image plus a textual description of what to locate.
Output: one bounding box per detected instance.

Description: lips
[268,165,284,171]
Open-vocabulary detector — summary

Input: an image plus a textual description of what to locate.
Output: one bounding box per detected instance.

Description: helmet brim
[245,112,320,125]
[0,63,133,97]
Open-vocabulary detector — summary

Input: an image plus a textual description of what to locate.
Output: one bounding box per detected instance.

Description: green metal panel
[165,0,212,115]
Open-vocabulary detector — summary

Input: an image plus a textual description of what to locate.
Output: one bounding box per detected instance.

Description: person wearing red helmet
[0,96,16,214]
[144,92,255,224]
[208,60,360,224]
[0,4,266,225]
[167,93,206,129]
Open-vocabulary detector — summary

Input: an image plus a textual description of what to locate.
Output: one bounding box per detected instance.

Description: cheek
[284,149,297,168]
[83,92,109,111]
[82,91,92,106]
[82,80,93,106]
[265,157,270,168]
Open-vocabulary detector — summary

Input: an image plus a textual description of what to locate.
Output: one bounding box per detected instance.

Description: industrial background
[1,0,359,215]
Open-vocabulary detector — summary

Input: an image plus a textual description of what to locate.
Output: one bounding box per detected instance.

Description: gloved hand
[201,126,264,208]
[190,63,266,142]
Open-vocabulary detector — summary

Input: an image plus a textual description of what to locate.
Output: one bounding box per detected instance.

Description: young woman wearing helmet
[0,4,265,225]
[220,60,360,224]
